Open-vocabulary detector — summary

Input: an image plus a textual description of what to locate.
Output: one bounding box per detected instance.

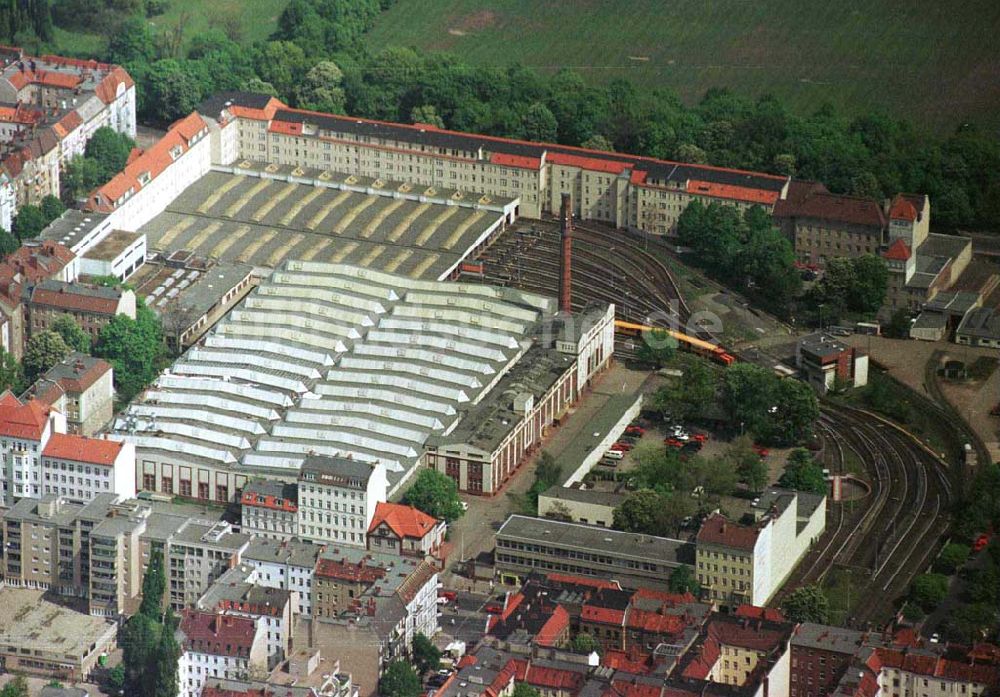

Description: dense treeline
[0,0,52,42]
[25,0,1000,231]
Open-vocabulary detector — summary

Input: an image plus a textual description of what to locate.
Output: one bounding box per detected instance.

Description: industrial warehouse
[114,260,614,501]
[140,162,518,280]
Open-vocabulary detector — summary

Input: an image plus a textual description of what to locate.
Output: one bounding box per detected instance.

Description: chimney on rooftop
[559,193,573,315]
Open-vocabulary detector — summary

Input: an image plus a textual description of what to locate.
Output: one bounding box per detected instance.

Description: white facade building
[40,433,136,501]
[177,610,267,697]
[297,456,387,547]
[242,537,322,617]
[0,393,66,505]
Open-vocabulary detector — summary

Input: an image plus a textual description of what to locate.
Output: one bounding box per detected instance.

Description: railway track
[780,402,954,627]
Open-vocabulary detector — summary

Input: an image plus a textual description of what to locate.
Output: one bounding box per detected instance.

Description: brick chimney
[559,193,573,315]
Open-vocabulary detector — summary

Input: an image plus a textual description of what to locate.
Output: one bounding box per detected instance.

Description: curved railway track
[781,403,954,627]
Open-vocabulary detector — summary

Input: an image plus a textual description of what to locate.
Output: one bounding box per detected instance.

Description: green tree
[402,468,463,522]
[253,41,309,102]
[947,603,997,644]
[139,549,166,619]
[727,435,768,492]
[121,612,160,697]
[613,489,662,534]
[380,660,421,697]
[634,328,677,368]
[512,685,541,697]
[85,127,136,183]
[106,15,156,64]
[153,618,181,697]
[142,60,204,124]
[581,134,614,151]
[934,543,970,575]
[0,348,22,394]
[781,585,830,623]
[62,155,103,203]
[691,456,739,498]
[411,633,441,675]
[23,330,70,383]
[410,105,444,129]
[651,354,719,421]
[50,316,91,353]
[298,60,346,113]
[571,633,600,654]
[94,302,165,401]
[910,573,950,612]
[724,364,817,445]
[668,565,701,595]
[107,664,126,695]
[40,195,65,222]
[12,204,47,240]
[0,675,29,697]
[522,102,558,142]
[0,229,18,258]
[778,449,827,495]
[850,254,890,315]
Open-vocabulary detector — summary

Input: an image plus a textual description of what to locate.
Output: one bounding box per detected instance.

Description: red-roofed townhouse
[26,279,136,341]
[580,601,628,652]
[0,390,65,504]
[367,501,446,559]
[41,431,135,501]
[177,609,267,697]
[23,352,114,436]
[868,646,1000,697]
[240,479,298,540]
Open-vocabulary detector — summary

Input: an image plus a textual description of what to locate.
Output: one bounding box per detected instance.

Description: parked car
[611,441,634,452]
[973,534,990,552]
[752,444,770,458]
[484,601,504,614]
[604,449,624,460]
[438,590,457,602]
[598,458,619,468]
[664,438,684,448]
[625,425,645,436]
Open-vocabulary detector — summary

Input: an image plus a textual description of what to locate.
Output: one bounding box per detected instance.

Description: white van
[604,449,624,460]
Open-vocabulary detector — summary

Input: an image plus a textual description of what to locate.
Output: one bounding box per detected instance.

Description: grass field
[53,0,287,58]
[366,0,1000,133]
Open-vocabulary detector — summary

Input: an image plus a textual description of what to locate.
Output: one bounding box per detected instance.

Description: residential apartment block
[240,479,299,540]
[177,609,268,697]
[26,279,136,340]
[198,92,790,236]
[696,488,826,608]
[297,455,387,547]
[0,47,135,231]
[242,537,323,617]
[24,352,115,436]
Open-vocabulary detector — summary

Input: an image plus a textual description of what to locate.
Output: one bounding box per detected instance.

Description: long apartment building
[0,492,251,617]
[197,92,790,235]
[0,47,135,230]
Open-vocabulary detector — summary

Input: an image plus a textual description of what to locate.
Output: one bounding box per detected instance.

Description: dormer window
[169,144,183,160]
[137,171,151,186]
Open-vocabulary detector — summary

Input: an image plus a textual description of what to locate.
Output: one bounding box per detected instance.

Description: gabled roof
[42,432,123,466]
[534,605,570,647]
[368,501,440,539]
[889,195,918,221]
[178,609,258,657]
[28,280,124,315]
[0,391,51,440]
[882,238,911,261]
[696,513,760,551]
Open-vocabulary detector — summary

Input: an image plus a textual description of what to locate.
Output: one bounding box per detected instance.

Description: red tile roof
[696,513,760,550]
[0,391,50,440]
[8,69,81,91]
[29,284,123,315]
[626,608,686,634]
[547,151,631,174]
[94,66,134,104]
[734,605,786,622]
[490,152,541,170]
[889,195,918,221]
[89,112,207,211]
[368,501,440,539]
[882,238,911,261]
[546,573,622,591]
[630,587,694,606]
[534,604,570,648]
[581,604,626,626]
[314,557,386,584]
[686,179,782,206]
[179,609,258,657]
[2,240,75,284]
[42,433,123,466]
[773,189,886,228]
[871,647,1000,686]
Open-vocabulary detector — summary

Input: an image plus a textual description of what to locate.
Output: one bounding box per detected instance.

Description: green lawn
[51,0,288,58]
[366,0,1000,132]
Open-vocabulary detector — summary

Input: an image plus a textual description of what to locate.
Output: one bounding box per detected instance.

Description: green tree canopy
[40,195,65,222]
[0,229,18,258]
[85,127,136,183]
[380,660,421,697]
[50,316,91,353]
[0,348,23,395]
[668,565,701,595]
[23,330,70,383]
[778,448,827,495]
[412,632,441,674]
[512,685,541,697]
[723,364,817,446]
[571,633,600,654]
[0,675,29,697]
[934,543,970,575]
[781,585,830,623]
[12,205,47,240]
[139,549,166,619]
[94,302,165,402]
[402,468,464,522]
[910,573,950,612]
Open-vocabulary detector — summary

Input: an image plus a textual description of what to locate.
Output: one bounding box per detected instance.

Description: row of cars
[600,423,647,465]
